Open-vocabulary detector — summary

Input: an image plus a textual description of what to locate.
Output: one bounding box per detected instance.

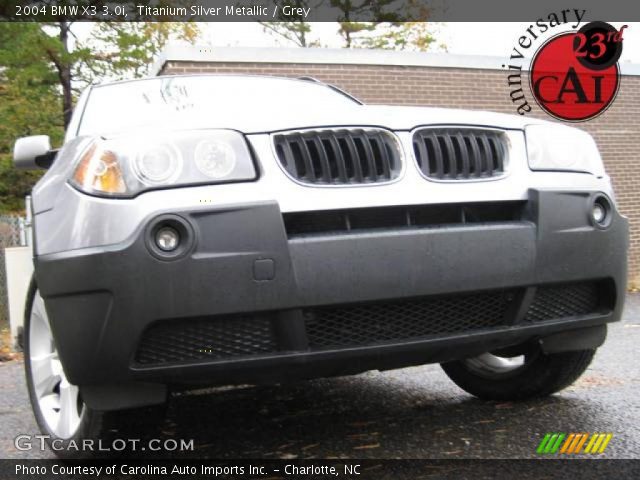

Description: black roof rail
[296,76,363,105]
[326,84,363,105]
[297,76,322,83]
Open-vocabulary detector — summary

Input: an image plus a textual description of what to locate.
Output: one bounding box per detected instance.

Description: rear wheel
[441,344,595,401]
[24,280,165,458]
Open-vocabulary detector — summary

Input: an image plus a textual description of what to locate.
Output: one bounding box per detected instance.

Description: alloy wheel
[28,291,84,439]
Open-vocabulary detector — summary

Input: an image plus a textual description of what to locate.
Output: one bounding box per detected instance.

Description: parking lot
[1,294,638,462]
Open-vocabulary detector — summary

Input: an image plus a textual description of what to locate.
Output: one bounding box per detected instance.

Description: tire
[440,343,595,401]
[24,278,165,458]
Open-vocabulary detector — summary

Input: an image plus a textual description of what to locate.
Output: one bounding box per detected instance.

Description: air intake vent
[283,201,526,238]
[525,282,604,322]
[413,128,507,180]
[274,128,402,185]
[135,315,277,365]
[305,290,516,349]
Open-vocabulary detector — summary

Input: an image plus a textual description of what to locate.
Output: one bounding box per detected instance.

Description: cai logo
[506,13,626,122]
[530,22,625,122]
[536,432,613,455]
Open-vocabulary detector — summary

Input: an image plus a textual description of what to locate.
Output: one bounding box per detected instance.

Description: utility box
[4,246,33,348]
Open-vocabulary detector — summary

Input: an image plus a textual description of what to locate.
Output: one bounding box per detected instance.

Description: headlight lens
[525,124,605,176]
[194,139,236,179]
[70,130,256,197]
[133,143,182,185]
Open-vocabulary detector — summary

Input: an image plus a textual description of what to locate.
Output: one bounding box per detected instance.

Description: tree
[331,0,399,48]
[331,0,438,51]
[83,23,199,80]
[0,23,62,212]
[353,22,438,51]
[0,21,200,212]
[261,16,439,52]
[260,0,321,47]
[261,0,437,50]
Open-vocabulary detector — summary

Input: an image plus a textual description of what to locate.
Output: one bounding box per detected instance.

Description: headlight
[133,143,182,185]
[70,130,256,197]
[194,139,236,179]
[525,124,605,176]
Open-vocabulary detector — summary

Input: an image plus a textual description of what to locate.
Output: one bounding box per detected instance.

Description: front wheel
[441,344,595,401]
[24,280,164,458]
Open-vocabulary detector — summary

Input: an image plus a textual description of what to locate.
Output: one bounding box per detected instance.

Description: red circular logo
[530,31,620,122]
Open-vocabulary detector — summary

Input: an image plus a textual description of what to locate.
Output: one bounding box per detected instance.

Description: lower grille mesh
[135,315,277,365]
[305,291,515,349]
[134,281,606,366]
[525,282,602,322]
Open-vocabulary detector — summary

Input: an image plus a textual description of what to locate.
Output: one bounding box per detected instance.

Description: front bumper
[35,189,628,404]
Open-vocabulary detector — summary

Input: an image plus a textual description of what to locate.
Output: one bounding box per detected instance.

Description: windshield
[78,76,359,136]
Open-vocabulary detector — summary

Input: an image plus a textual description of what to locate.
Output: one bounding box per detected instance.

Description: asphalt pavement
[1,294,639,464]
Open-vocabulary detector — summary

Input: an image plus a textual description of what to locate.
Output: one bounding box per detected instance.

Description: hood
[237,104,548,133]
[86,75,557,139]
[102,103,552,139]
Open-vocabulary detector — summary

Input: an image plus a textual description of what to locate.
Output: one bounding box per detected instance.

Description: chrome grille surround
[272,127,404,186]
[412,126,509,182]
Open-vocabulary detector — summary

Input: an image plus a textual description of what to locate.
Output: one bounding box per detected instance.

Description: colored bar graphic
[584,433,598,453]
[544,433,559,453]
[572,433,589,454]
[560,434,575,454]
[598,434,613,454]
[537,433,552,454]
[590,434,606,453]
[536,433,613,454]
[550,434,566,453]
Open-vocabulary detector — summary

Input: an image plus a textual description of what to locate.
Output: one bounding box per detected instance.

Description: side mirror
[13,135,57,169]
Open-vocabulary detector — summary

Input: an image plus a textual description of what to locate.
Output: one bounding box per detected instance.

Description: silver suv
[13,75,627,454]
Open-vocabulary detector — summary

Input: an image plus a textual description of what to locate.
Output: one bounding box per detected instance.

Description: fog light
[155,226,180,251]
[590,195,612,229]
[592,203,606,224]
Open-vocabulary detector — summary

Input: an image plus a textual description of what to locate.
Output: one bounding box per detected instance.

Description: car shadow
[109,366,607,459]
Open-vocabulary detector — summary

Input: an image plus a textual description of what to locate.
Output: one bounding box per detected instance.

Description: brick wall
[160,59,640,288]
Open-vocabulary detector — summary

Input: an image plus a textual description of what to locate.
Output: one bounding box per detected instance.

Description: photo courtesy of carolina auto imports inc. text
[0,1,639,479]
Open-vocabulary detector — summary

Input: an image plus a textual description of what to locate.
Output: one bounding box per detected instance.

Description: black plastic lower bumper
[34,189,628,408]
